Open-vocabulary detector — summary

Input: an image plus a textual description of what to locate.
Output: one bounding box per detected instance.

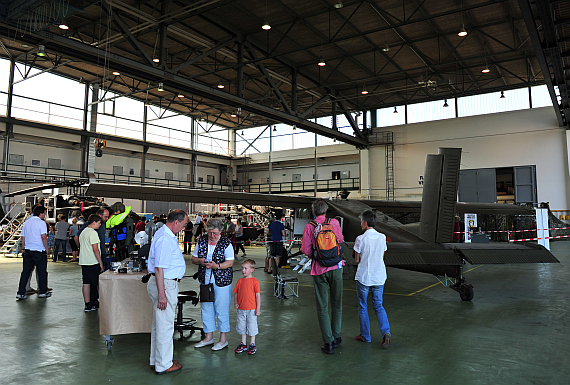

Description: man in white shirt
[353,210,390,348]
[147,210,188,375]
[17,205,51,300]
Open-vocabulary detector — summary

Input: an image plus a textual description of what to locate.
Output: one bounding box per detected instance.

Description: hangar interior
[1,1,570,384]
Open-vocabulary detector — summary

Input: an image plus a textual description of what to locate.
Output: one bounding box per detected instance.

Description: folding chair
[271,258,299,299]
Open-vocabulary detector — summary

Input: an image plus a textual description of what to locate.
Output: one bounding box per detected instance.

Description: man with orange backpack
[301,199,344,355]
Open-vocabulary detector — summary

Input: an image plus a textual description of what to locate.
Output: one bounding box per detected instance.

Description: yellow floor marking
[261,265,484,297]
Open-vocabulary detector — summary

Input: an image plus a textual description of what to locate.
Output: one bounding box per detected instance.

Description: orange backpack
[310,219,343,267]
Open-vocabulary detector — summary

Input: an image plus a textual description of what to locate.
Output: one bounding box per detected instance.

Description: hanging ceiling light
[292,125,296,130]
[231,111,237,117]
[382,41,390,52]
[482,64,490,73]
[217,80,225,89]
[458,24,467,37]
[262,21,271,30]
[157,82,165,91]
[443,99,449,107]
[58,24,69,30]
[361,86,369,95]
[318,56,326,66]
[153,57,160,63]
[241,131,244,135]
[393,106,398,113]
[500,91,505,99]
[273,125,277,131]
[37,45,46,57]
[177,93,184,98]
[112,71,120,76]
[334,1,344,9]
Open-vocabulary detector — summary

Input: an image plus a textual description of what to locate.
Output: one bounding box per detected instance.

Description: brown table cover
[99,270,153,335]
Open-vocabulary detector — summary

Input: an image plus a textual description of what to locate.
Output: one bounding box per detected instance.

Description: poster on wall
[464,213,477,243]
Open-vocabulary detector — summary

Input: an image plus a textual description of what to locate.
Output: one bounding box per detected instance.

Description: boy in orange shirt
[233,259,261,355]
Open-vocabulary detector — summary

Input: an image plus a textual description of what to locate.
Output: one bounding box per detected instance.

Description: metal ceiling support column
[518,0,565,127]
[159,1,168,68]
[370,109,377,128]
[2,59,15,173]
[229,128,236,157]
[141,104,148,185]
[268,126,272,194]
[405,104,408,124]
[237,38,244,99]
[529,86,532,108]
[455,97,459,118]
[332,96,337,130]
[362,110,367,132]
[314,133,317,197]
[190,116,196,151]
[87,83,99,181]
[190,153,197,189]
[292,67,298,115]
[80,82,90,178]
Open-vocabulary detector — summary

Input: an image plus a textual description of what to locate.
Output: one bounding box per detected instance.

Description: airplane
[77,147,559,301]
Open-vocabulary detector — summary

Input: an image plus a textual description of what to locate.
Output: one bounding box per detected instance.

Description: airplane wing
[381,242,559,266]
[86,182,533,216]
[6,182,66,197]
[84,182,315,208]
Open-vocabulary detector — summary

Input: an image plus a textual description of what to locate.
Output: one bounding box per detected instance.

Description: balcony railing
[237,177,360,194]
[0,163,231,191]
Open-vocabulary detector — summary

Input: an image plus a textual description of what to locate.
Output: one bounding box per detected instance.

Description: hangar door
[458,169,497,203]
[458,166,537,205]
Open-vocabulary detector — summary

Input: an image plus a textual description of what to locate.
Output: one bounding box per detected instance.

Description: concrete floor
[0,242,568,385]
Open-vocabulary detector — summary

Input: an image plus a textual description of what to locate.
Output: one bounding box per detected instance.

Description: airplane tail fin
[419,148,462,243]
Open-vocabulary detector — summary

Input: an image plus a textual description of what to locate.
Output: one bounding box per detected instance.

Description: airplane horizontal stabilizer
[447,243,560,264]
[384,243,462,266]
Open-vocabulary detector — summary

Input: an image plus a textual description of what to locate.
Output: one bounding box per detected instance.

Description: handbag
[199,270,215,302]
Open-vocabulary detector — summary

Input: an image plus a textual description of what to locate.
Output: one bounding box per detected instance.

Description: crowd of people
[14,201,391,375]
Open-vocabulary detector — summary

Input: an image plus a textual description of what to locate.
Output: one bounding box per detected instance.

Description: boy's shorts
[236,309,258,336]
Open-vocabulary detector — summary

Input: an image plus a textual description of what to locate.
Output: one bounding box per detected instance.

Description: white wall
[372,106,569,209]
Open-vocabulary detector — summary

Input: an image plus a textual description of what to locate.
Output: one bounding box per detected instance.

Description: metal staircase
[0,203,30,255]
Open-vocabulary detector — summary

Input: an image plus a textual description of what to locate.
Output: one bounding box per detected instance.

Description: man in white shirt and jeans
[353,209,390,348]
[17,205,51,300]
[147,210,189,375]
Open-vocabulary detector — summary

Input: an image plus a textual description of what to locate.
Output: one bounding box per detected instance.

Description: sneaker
[84,302,94,312]
[235,343,248,353]
[248,343,257,355]
[16,294,27,300]
[382,333,391,349]
[26,288,38,295]
[92,300,100,310]
[38,292,52,298]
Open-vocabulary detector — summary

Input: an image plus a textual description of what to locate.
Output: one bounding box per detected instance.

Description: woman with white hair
[191,218,235,351]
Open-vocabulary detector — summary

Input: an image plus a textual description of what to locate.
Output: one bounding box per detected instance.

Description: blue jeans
[53,239,67,262]
[201,283,232,333]
[356,281,390,342]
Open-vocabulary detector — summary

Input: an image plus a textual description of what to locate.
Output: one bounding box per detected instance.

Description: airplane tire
[459,285,474,301]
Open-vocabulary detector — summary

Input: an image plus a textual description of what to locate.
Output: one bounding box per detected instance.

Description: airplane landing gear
[434,264,474,301]
[451,280,474,301]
